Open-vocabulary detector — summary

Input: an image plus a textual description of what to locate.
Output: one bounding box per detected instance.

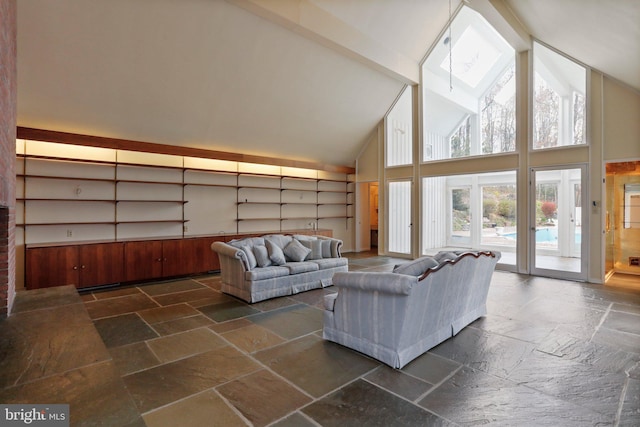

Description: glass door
[530,166,587,280]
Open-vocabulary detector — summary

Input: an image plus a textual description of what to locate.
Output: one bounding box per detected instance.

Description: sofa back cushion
[252,245,272,268]
[265,240,286,265]
[301,239,323,260]
[393,256,439,276]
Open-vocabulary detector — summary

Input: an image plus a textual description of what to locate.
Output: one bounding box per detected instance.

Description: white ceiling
[16,0,639,168]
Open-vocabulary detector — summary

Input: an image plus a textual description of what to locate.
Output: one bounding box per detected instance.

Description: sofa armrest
[211,241,249,271]
[211,241,243,259]
[316,235,343,258]
[332,272,417,295]
[324,292,338,311]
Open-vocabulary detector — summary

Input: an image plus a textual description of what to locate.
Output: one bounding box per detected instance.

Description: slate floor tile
[11,285,82,313]
[364,365,433,401]
[254,334,379,397]
[139,279,205,296]
[602,310,640,335]
[0,303,110,387]
[208,318,253,333]
[109,342,160,375]
[150,314,214,336]
[592,327,640,355]
[94,313,159,348]
[401,352,461,385]
[197,300,260,322]
[221,323,285,353]
[620,378,640,425]
[430,326,536,379]
[123,346,260,412]
[92,286,141,300]
[137,303,200,324]
[85,293,159,320]
[304,379,452,426]
[249,304,323,339]
[507,350,626,418]
[0,361,141,427]
[151,288,221,306]
[470,313,556,344]
[142,389,246,427]
[218,369,312,427]
[536,326,640,374]
[419,366,610,426]
[271,412,317,427]
[146,328,227,363]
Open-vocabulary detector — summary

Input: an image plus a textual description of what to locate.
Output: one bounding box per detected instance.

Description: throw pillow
[253,245,272,268]
[301,239,323,260]
[393,256,438,276]
[240,245,258,270]
[266,240,286,265]
[284,239,311,262]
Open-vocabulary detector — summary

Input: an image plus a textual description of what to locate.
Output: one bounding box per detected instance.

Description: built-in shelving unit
[16,139,355,245]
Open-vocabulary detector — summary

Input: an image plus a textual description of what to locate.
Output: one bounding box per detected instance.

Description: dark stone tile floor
[1,253,639,426]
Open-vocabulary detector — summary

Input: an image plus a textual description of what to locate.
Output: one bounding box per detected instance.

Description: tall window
[388,180,412,254]
[533,42,586,149]
[422,171,517,265]
[422,7,515,161]
[386,87,413,167]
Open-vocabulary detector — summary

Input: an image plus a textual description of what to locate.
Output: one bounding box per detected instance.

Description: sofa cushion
[301,239,323,260]
[312,258,348,270]
[245,266,290,281]
[393,256,439,276]
[321,240,332,258]
[240,245,258,270]
[283,262,320,274]
[265,240,286,265]
[284,239,311,262]
[252,245,272,268]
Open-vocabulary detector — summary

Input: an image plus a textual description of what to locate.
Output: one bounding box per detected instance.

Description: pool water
[503,227,581,243]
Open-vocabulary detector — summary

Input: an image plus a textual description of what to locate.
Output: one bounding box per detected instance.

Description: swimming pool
[503,227,581,243]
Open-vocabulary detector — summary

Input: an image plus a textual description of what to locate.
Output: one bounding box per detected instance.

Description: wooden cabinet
[123,240,164,282]
[25,230,329,289]
[123,237,225,282]
[26,242,124,289]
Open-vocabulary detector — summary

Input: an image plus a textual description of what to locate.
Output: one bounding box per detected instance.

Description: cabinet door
[79,243,125,288]
[190,237,224,273]
[161,239,195,277]
[26,246,80,289]
[124,241,163,282]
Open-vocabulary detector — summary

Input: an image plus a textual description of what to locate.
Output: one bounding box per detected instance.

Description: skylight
[440,26,501,88]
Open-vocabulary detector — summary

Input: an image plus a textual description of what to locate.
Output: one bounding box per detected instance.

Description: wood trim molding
[418,251,497,281]
[17,127,356,174]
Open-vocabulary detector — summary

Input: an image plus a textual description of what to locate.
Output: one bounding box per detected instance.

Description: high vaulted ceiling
[16,0,639,168]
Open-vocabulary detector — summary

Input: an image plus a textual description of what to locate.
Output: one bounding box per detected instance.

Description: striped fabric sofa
[211,234,348,303]
[323,250,500,369]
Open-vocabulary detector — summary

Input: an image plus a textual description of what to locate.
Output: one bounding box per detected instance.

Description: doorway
[530,165,587,280]
[605,160,640,289]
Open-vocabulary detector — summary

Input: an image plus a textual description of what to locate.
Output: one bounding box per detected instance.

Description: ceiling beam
[226,0,420,85]
[468,0,531,52]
